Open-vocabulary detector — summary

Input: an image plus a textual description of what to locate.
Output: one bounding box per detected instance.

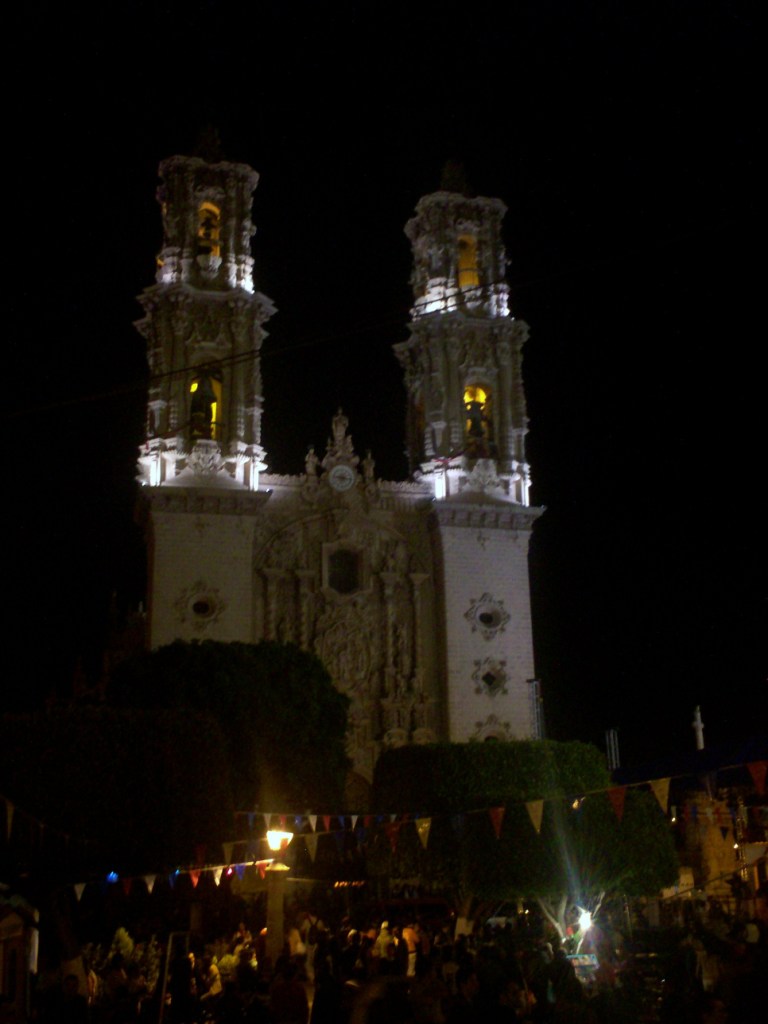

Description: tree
[371,741,678,942]
[0,706,233,877]
[108,639,351,810]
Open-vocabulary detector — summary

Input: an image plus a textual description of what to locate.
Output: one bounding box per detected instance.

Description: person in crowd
[445,965,480,1024]
[372,921,394,965]
[268,955,309,1024]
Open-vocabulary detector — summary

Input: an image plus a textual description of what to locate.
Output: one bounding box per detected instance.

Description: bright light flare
[266,829,294,852]
[578,909,592,932]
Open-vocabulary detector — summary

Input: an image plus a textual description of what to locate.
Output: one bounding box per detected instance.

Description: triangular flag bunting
[235,864,245,880]
[489,807,505,839]
[190,870,201,889]
[526,800,544,834]
[350,814,358,830]
[384,821,400,853]
[144,875,156,894]
[308,815,317,832]
[74,883,86,902]
[214,868,223,886]
[649,778,670,815]
[323,815,332,832]
[263,813,271,831]
[748,761,767,796]
[607,787,626,822]
[247,812,255,830]
[257,861,267,880]
[719,827,729,842]
[305,833,318,862]
[279,815,287,830]
[122,878,133,897]
[364,815,373,828]
[416,817,431,850]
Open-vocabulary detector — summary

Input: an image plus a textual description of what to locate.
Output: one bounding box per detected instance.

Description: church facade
[136,153,543,801]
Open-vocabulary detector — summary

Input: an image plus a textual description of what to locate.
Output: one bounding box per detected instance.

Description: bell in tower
[136,151,276,490]
[394,175,531,505]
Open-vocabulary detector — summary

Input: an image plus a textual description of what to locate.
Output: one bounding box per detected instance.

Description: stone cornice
[431,501,543,531]
[143,488,271,516]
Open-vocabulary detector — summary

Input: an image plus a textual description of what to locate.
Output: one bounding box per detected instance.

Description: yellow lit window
[190,374,222,440]
[464,384,491,442]
[458,234,480,289]
[196,202,221,258]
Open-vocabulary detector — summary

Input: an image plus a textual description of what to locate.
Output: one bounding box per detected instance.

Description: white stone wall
[149,511,257,648]
[437,520,536,741]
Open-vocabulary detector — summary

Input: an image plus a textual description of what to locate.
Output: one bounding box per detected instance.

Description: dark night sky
[6,2,765,767]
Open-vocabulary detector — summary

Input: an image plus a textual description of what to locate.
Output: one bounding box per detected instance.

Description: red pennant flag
[190,870,201,889]
[384,821,400,853]
[279,815,287,830]
[122,878,133,897]
[305,833,318,863]
[747,761,767,796]
[607,787,626,822]
[489,807,505,839]
[323,815,332,832]
[364,815,373,828]
[257,862,267,880]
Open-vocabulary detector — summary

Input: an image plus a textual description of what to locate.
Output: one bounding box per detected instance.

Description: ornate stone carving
[464,593,510,639]
[314,602,379,697]
[471,714,513,741]
[461,458,504,495]
[175,580,227,632]
[472,658,508,697]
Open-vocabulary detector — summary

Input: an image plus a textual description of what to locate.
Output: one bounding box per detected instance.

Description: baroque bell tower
[136,152,276,649]
[395,180,544,742]
[137,153,275,491]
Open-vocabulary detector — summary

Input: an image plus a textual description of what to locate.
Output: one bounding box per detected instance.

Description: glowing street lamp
[266,830,294,853]
[265,829,294,966]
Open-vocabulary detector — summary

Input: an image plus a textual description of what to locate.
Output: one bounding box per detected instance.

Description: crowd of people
[35,901,767,1024]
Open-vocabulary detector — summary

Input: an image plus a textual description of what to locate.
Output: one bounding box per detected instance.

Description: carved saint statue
[305,445,319,477]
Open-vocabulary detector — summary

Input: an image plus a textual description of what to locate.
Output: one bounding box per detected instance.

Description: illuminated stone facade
[137,154,543,802]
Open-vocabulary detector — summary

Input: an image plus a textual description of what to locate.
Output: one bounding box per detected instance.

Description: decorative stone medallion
[472,657,508,696]
[464,593,510,639]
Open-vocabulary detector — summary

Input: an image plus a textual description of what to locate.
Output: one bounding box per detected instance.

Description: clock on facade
[328,463,356,491]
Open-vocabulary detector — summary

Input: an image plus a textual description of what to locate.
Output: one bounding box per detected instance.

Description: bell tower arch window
[189,372,222,440]
[196,201,221,258]
[457,234,480,289]
[464,384,493,450]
